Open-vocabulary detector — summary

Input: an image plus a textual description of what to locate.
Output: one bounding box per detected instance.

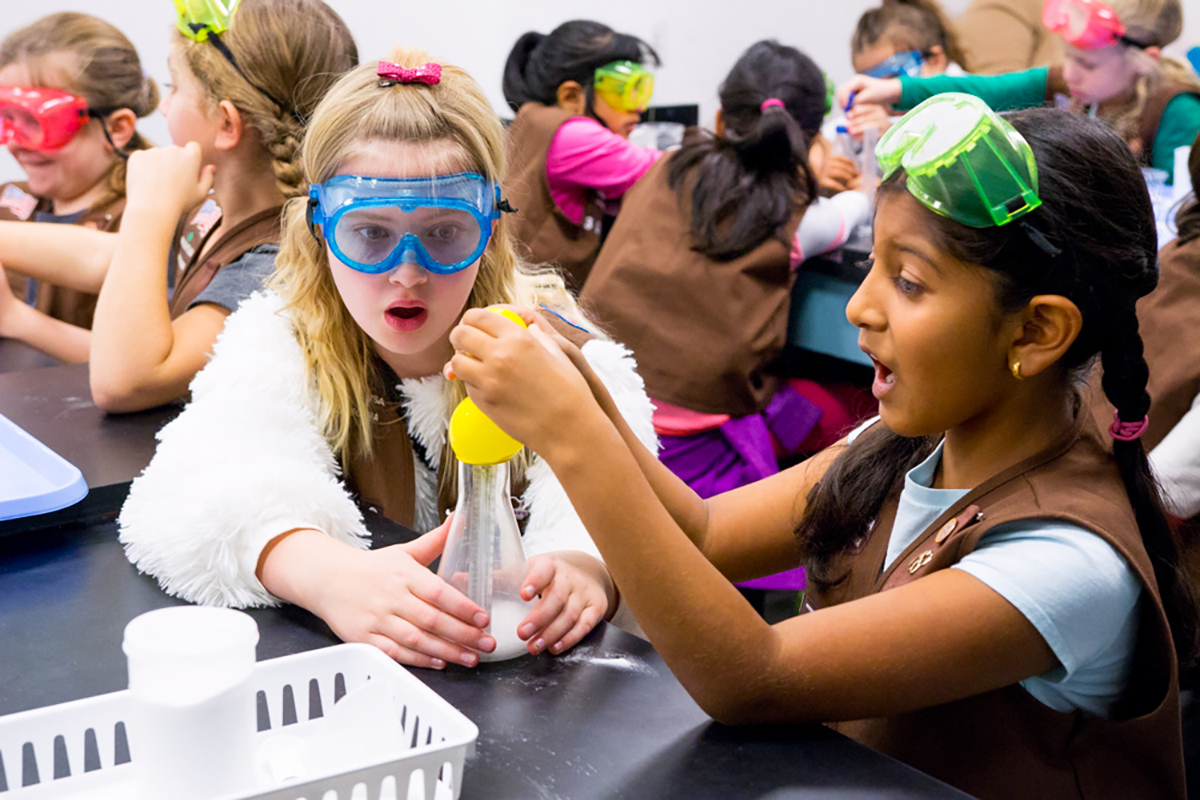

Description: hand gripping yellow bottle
[437,308,533,661]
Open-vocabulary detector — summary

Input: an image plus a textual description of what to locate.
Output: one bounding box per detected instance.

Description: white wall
[1,0,1196,185]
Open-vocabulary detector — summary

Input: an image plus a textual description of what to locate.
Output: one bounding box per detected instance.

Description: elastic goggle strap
[876,93,1042,228]
[593,61,654,112]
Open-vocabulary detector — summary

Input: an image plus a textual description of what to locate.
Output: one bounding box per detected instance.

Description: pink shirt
[545,117,662,225]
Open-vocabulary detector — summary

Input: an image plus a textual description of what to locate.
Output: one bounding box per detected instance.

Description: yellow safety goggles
[174,0,240,42]
[593,61,654,113]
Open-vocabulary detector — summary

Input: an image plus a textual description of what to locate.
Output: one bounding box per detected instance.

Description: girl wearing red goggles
[0,13,155,364]
[839,0,1199,183]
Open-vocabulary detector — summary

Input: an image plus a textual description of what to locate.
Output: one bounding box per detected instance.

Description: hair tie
[377,60,442,86]
[1109,411,1150,442]
[760,98,785,112]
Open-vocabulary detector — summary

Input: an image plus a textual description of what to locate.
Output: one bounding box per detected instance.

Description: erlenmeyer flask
[437,316,534,662]
[438,455,532,661]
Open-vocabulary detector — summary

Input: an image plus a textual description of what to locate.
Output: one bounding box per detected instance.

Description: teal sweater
[898,66,1200,182]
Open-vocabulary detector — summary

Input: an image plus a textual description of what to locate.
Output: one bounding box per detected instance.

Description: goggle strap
[96,116,130,162]
[305,196,321,240]
[205,32,296,120]
[1019,220,1063,257]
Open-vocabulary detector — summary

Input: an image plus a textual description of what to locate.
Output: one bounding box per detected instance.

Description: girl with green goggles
[501,21,663,287]
[448,97,1193,799]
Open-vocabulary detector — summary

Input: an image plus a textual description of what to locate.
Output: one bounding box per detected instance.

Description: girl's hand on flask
[261,516,496,669]
[124,142,216,217]
[515,552,614,656]
[836,76,902,112]
[447,307,598,455]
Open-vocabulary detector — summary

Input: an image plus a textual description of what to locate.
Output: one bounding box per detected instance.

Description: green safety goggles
[876,93,1041,228]
[172,0,293,115]
[174,0,239,42]
[593,61,654,113]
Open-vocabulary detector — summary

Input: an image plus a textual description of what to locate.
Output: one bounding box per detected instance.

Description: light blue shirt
[851,420,1142,717]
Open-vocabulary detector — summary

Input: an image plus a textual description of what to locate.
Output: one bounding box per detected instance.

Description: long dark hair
[667,41,821,261]
[501,20,659,113]
[852,0,970,71]
[1174,131,1200,245]
[797,108,1199,665]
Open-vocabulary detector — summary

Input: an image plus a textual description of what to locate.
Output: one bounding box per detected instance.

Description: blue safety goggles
[863,50,925,79]
[306,173,504,274]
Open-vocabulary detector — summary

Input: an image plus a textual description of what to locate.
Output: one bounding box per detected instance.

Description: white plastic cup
[123,606,260,800]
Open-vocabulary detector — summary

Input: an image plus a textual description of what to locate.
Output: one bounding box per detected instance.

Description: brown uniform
[504,103,606,291]
[167,201,283,320]
[580,154,805,417]
[0,181,124,329]
[806,416,1184,799]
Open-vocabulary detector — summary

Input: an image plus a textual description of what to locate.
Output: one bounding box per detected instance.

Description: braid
[265,112,305,198]
[1099,290,1200,668]
[1099,300,1152,425]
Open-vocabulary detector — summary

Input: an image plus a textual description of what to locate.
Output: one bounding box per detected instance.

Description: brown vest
[504,103,605,291]
[1,181,124,329]
[343,313,592,527]
[806,417,1184,800]
[580,154,805,417]
[168,202,283,319]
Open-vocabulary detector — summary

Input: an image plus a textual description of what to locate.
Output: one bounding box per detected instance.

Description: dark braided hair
[666,40,822,260]
[797,108,1199,666]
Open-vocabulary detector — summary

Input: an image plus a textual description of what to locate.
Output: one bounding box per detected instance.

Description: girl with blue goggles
[306,172,510,274]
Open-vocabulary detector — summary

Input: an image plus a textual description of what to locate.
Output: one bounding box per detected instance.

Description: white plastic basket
[0,644,478,800]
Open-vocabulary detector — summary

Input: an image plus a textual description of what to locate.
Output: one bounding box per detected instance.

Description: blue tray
[0,412,87,521]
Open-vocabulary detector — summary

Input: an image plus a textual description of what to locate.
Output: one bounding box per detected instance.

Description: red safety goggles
[0,86,113,151]
[1042,0,1142,50]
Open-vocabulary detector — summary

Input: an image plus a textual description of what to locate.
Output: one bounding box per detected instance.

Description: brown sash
[168,203,283,319]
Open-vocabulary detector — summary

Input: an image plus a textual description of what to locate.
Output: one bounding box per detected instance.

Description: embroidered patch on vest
[0,184,37,220]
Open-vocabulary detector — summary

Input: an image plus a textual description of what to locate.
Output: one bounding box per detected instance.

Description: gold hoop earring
[1011,361,1023,381]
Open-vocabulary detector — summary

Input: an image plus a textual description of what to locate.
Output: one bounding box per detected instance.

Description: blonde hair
[178,0,358,198]
[272,47,584,463]
[1085,0,1200,151]
[0,12,159,202]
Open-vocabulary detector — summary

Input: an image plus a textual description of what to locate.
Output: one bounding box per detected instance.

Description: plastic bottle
[436,308,534,662]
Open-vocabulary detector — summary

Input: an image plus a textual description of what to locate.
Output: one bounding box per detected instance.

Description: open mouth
[387,306,424,320]
[384,302,428,332]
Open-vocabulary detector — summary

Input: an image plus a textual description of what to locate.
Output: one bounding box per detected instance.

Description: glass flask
[437,371,533,662]
[437,458,533,661]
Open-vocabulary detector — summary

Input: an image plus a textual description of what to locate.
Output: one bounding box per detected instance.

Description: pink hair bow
[377,60,442,86]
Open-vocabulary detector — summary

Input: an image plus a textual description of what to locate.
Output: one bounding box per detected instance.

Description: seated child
[120,50,657,669]
[502,20,662,289]
[840,0,1200,182]
[450,98,1195,798]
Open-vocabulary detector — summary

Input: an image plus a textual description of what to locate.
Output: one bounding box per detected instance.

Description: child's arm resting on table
[0,262,90,362]
[450,309,1060,724]
[0,220,117,293]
